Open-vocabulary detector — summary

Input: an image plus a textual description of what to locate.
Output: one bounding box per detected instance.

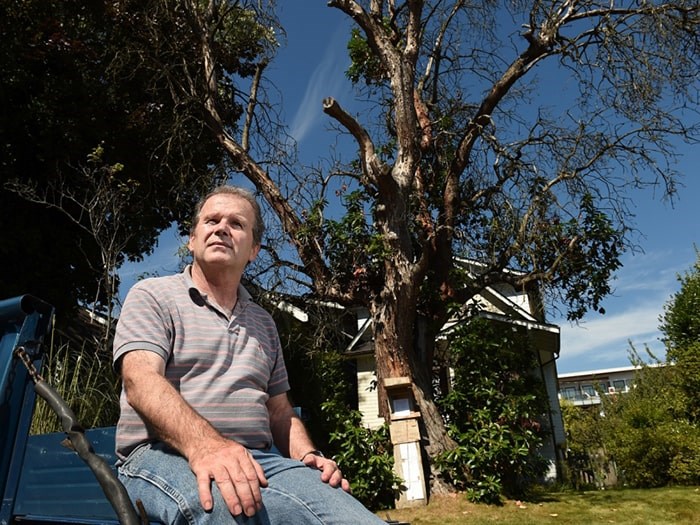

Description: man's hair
[191,185,265,245]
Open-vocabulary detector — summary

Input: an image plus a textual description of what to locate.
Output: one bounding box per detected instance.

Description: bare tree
[6,146,140,345]
[147,0,699,491]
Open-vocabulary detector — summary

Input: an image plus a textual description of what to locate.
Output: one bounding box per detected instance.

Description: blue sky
[120,4,699,375]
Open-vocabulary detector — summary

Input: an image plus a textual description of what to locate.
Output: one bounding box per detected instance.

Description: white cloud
[610,249,686,294]
[554,249,683,373]
[289,26,353,145]
[559,304,664,360]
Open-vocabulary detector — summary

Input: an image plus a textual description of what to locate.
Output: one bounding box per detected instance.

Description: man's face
[188,194,261,272]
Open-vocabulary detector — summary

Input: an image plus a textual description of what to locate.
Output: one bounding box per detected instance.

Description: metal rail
[14,346,144,525]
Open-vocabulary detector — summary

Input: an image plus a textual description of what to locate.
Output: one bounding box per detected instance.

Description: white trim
[479,286,537,322]
[558,363,664,379]
[478,311,560,333]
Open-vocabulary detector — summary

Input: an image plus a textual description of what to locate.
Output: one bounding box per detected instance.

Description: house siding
[356,354,384,429]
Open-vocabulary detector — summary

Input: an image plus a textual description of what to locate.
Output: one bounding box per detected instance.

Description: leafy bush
[611,425,673,487]
[278,313,402,511]
[314,349,402,510]
[560,401,611,489]
[323,402,403,510]
[660,253,700,421]
[667,421,700,485]
[598,357,700,488]
[606,418,700,488]
[435,317,550,503]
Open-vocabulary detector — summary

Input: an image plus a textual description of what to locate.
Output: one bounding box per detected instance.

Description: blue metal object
[13,427,120,523]
[0,295,54,525]
[0,296,146,525]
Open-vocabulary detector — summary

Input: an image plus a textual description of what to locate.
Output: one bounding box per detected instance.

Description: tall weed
[31,339,120,434]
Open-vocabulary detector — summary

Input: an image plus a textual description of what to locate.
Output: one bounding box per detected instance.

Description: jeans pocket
[118,443,200,525]
[118,442,151,474]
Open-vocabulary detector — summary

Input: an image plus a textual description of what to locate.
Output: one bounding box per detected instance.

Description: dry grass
[375,486,700,525]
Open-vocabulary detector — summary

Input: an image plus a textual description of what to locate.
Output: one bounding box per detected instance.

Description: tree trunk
[370,279,457,495]
[407,333,458,495]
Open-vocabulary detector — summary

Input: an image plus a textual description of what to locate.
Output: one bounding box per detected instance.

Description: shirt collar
[183,264,251,306]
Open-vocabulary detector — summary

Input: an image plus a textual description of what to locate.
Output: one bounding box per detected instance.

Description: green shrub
[435,318,550,503]
[323,403,403,510]
[613,426,673,487]
[666,421,700,485]
[610,420,700,488]
[279,321,403,511]
[599,360,700,488]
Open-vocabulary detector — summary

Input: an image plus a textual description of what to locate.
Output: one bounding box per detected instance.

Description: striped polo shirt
[113,266,290,461]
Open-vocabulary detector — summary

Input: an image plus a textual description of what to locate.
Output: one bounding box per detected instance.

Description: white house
[341,259,566,483]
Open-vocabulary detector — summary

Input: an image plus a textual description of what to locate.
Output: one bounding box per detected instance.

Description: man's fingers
[227,454,266,517]
[327,468,351,493]
[216,476,244,516]
[314,458,349,490]
[319,459,338,482]
[327,466,345,488]
[252,456,268,488]
[195,472,215,512]
[229,476,257,516]
[190,442,268,517]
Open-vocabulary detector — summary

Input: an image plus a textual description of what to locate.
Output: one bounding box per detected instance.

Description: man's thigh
[117,444,384,525]
[252,449,386,524]
[117,442,243,524]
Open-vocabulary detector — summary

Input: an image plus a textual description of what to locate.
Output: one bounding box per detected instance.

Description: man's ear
[249,244,261,263]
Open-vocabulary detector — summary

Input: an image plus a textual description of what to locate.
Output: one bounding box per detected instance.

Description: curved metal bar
[33,380,142,525]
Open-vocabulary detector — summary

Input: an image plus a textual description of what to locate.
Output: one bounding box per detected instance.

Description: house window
[613,379,627,392]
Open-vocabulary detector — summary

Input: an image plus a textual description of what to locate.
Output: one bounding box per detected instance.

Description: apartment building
[557,365,646,406]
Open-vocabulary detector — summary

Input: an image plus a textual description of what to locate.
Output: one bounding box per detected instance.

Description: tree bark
[370,265,457,495]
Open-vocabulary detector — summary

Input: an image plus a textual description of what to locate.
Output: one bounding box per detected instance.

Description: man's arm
[120,350,267,517]
[266,393,351,492]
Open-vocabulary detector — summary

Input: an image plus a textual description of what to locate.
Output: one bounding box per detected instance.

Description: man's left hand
[301,453,351,493]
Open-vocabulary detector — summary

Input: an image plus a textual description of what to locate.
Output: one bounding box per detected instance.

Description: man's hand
[189,438,268,517]
[266,394,352,494]
[301,453,352,493]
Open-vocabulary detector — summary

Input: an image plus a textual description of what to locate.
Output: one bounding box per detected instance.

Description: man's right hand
[189,438,268,517]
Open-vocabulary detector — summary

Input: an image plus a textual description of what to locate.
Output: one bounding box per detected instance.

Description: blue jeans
[117,442,386,524]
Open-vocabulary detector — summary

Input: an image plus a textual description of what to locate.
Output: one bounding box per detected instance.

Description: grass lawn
[375,486,700,524]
